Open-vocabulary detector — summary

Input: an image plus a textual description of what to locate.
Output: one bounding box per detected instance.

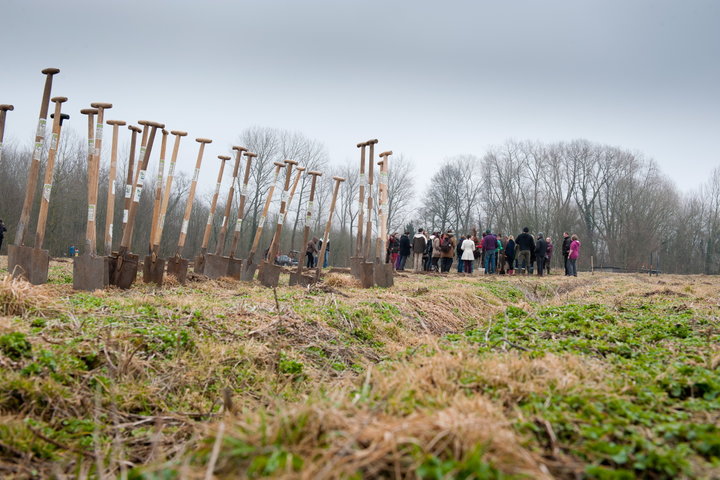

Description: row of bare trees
[417,139,719,274]
[1,132,718,274]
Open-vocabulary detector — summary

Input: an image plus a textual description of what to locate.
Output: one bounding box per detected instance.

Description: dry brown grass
[0,275,51,317]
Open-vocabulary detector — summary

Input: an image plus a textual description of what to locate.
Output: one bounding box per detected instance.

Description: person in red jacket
[568,234,581,277]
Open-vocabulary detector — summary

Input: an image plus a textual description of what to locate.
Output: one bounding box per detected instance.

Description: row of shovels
[3,67,356,290]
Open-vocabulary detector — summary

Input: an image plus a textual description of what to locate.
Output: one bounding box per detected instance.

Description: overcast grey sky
[2,0,719,194]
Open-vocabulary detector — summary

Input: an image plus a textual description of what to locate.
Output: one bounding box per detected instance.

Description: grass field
[0,257,719,479]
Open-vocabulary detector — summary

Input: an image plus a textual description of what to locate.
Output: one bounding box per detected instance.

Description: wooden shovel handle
[247,162,285,258]
[228,151,256,257]
[315,177,345,280]
[175,139,210,252]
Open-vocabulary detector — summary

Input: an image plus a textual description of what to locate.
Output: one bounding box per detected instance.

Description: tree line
[1,130,718,274]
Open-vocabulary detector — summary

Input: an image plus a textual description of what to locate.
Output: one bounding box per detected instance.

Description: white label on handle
[234,219,243,232]
[159,215,165,232]
[125,184,132,198]
[111,183,116,196]
[280,190,288,203]
[222,215,227,226]
[240,184,248,197]
[133,186,143,202]
[36,118,46,138]
[277,216,284,226]
[95,124,103,141]
[214,182,221,195]
[258,216,266,228]
[193,168,200,182]
[43,183,52,202]
[168,162,176,177]
[359,172,366,187]
[181,219,189,235]
[157,159,165,181]
[88,204,96,222]
[108,224,113,239]
[380,171,388,185]
[88,139,94,154]
[122,209,128,223]
[50,133,59,151]
[139,146,146,161]
[138,169,147,185]
[33,142,43,162]
[206,212,213,225]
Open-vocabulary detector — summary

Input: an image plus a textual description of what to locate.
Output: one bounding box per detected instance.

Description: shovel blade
[166,256,189,285]
[8,245,49,285]
[204,254,230,279]
[359,262,375,288]
[227,257,244,280]
[194,253,206,274]
[374,263,394,288]
[240,259,257,282]
[258,261,281,288]
[74,254,110,291]
[8,244,33,282]
[142,255,166,286]
[108,252,138,290]
[350,256,363,278]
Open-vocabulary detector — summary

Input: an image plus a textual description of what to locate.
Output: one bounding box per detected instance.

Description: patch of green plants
[0,331,32,360]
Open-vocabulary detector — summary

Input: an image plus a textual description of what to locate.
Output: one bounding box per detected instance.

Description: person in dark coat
[515,227,535,275]
[535,233,547,276]
[306,237,318,267]
[561,232,572,275]
[398,231,411,270]
[504,235,516,275]
[0,219,6,253]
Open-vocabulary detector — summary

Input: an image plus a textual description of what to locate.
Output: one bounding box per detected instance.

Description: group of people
[386,228,581,276]
[305,237,330,268]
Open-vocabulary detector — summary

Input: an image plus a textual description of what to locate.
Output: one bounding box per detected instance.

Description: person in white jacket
[461,234,476,274]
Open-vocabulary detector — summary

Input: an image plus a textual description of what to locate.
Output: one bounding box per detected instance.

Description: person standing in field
[461,234,476,274]
[431,232,442,272]
[306,237,318,268]
[562,232,572,275]
[387,233,399,266]
[439,230,456,273]
[398,231,411,271]
[568,234,581,277]
[515,227,535,275]
[413,229,427,272]
[505,235,516,275]
[482,229,498,274]
[456,234,465,273]
[545,237,554,275]
[535,233,547,276]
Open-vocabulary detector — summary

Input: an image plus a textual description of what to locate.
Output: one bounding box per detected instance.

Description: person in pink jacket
[567,234,581,277]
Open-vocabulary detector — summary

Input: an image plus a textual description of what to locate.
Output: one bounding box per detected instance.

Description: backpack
[440,237,452,253]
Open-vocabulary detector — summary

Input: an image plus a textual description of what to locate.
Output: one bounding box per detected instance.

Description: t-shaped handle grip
[50,113,70,125]
[80,108,99,116]
[196,137,212,144]
[171,130,188,136]
[107,120,126,126]
[0,104,14,112]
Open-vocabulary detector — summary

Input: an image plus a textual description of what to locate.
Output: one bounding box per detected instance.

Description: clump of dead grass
[324,273,359,288]
[0,275,49,317]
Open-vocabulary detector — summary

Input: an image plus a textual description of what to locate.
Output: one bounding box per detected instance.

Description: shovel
[103,119,126,255]
[289,170,323,286]
[225,151,256,279]
[240,161,286,282]
[108,121,164,289]
[142,130,187,285]
[194,154,229,274]
[314,176,346,283]
[350,141,367,278]
[24,97,69,285]
[259,160,305,288]
[9,68,59,283]
[358,139,378,288]
[166,137,212,284]
[74,103,118,290]
[204,146,245,278]
[373,151,394,288]
[142,129,168,284]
